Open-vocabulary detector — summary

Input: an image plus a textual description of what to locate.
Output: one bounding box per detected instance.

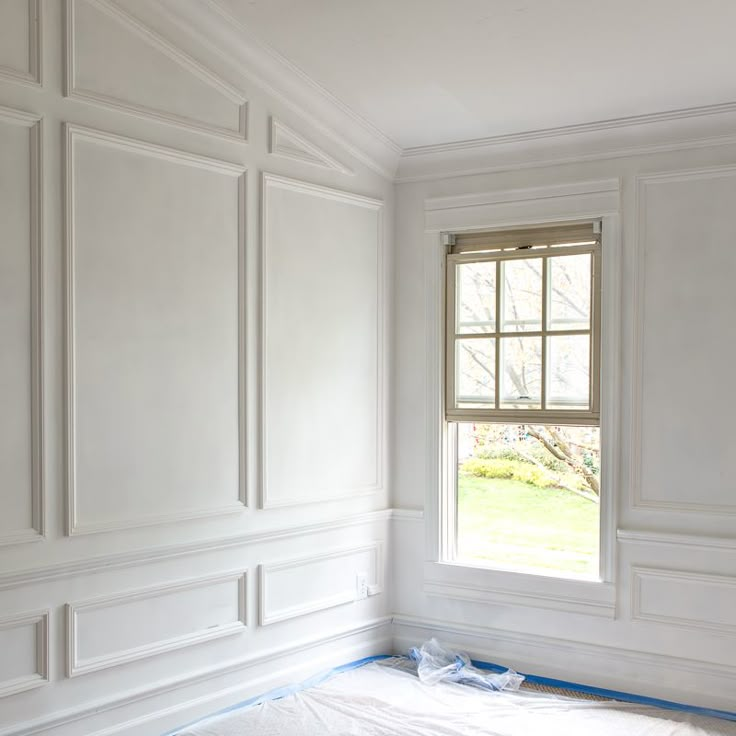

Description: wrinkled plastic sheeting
[408,639,524,692]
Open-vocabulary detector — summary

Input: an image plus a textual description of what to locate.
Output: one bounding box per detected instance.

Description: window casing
[443,221,603,579]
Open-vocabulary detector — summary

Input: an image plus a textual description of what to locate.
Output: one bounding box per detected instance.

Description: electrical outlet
[355,572,368,600]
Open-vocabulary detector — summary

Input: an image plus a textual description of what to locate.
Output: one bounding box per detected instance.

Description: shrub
[460,458,556,488]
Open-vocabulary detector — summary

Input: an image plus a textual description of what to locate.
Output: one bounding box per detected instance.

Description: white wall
[392,128,736,710]
[0,2,393,734]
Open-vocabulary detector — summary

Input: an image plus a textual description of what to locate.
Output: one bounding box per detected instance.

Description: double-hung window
[444,222,602,579]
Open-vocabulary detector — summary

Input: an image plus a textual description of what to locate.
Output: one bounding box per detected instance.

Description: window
[444,222,602,579]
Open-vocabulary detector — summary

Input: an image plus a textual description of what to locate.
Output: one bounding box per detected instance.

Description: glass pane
[456,422,600,577]
[548,254,591,331]
[547,335,590,410]
[501,258,542,332]
[499,336,541,409]
[456,338,495,408]
[456,262,495,334]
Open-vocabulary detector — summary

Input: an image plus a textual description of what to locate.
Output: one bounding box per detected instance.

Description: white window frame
[422,179,621,618]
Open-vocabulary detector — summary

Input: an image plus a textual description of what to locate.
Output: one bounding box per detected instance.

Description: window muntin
[446,223,601,426]
[444,222,603,579]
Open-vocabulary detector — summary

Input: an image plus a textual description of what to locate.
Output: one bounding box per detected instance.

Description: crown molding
[397,101,736,183]
[142,0,400,179]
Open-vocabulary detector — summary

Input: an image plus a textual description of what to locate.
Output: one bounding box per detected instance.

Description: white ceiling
[216,0,736,150]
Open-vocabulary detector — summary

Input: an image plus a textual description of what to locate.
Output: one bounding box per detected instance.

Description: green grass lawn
[457,474,599,576]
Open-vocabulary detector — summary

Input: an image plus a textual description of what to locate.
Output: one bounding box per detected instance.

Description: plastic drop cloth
[408,638,524,691]
[173,656,736,736]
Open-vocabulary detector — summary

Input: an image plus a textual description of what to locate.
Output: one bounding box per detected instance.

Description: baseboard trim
[0,616,392,736]
[391,614,736,711]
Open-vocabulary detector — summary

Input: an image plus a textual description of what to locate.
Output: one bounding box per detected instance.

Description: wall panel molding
[1,616,390,736]
[0,0,42,87]
[260,173,384,509]
[618,529,736,551]
[66,572,247,677]
[0,105,44,547]
[63,123,246,535]
[64,0,247,141]
[269,117,353,175]
[0,610,48,698]
[631,566,736,636]
[259,543,383,625]
[631,165,736,515]
[0,509,393,592]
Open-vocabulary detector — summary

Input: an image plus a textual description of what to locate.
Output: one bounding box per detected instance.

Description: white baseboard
[391,614,736,713]
[1,617,392,736]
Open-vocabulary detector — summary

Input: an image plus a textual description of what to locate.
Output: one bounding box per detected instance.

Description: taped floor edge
[164,653,736,734]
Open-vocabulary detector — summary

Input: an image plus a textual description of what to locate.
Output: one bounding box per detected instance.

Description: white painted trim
[391,508,424,522]
[618,528,736,551]
[403,101,736,157]
[1,615,391,736]
[0,105,45,547]
[423,180,622,609]
[259,172,385,509]
[425,178,621,232]
[66,571,247,677]
[64,0,248,141]
[259,543,383,625]
[391,614,736,711]
[0,508,393,592]
[0,0,42,87]
[424,562,615,618]
[63,123,247,535]
[0,610,49,698]
[631,566,736,636]
[631,165,736,515]
[269,117,354,175]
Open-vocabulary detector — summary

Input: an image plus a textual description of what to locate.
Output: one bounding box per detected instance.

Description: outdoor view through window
[446,224,601,578]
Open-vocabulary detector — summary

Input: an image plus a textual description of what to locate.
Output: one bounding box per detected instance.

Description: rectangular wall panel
[259,543,382,625]
[67,572,247,676]
[0,611,48,697]
[261,174,383,507]
[632,566,736,635]
[0,107,43,546]
[0,0,41,85]
[65,125,245,534]
[635,167,736,513]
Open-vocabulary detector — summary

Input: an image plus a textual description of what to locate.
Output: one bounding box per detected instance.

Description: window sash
[446,239,601,426]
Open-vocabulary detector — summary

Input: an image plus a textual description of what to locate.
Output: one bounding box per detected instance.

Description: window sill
[424,560,616,618]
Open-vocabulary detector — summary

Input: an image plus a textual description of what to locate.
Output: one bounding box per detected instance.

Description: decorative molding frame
[259,543,383,626]
[269,117,353,175]
[2,616,390,736]
[259,173,385,509]
[63,123,246,535]
[631,566,736,636]
[423,178,622,594]
[0,610,49,698]
[66,572,247,677]
[0,509,392,592]
[0,105,45,547]
[0,0,42,87]
[63,0,248,141]
[631,165,736,515]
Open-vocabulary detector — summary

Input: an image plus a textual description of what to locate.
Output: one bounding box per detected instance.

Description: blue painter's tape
[163,655,393,735]
[470,658,736,722]
[164,653,736,734]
